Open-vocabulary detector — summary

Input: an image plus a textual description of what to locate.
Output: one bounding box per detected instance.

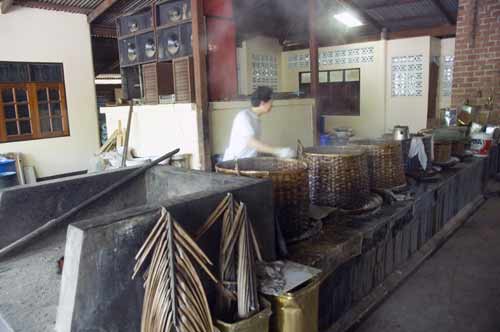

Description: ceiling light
[334,12,363,28]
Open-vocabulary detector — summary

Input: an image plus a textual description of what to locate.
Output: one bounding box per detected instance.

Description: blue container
[0,159,16,173]
[320,134,333,146]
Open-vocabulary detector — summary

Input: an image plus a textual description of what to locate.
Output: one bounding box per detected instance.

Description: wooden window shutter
[142,63,159,104]
[173,56,195,103]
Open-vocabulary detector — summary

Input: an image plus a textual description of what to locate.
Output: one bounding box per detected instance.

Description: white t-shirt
[223,109,261,161]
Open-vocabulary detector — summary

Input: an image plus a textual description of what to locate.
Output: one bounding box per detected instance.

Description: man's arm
[247,137,279,155]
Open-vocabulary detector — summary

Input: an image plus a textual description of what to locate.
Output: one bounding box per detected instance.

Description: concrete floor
[355,186,500,332]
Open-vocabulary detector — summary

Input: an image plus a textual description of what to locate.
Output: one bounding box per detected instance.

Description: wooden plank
[1,0,14,14]
[429,0,456,25]
[191,0,212,171]
[308,0,320,145]
[87,0,120,23]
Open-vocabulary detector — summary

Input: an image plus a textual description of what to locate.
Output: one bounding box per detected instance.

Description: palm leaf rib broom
[196,194,263,322]
[133,207,217,332]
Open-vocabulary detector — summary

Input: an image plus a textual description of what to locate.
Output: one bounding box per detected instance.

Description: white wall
[210,99,315,155]
[281,41,387,138]
[239,36,283,95]
[0,6,99,178]
[101,104,201,169]
[385,36,431,133]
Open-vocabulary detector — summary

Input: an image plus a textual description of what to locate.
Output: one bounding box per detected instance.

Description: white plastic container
[470,133,493,157]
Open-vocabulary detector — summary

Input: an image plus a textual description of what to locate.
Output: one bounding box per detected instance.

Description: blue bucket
[0,159,16,173]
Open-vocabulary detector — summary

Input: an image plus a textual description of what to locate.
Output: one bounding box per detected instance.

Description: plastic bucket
[471,133,493,157]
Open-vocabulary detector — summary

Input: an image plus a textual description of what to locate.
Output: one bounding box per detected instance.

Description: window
[299,68,361,116]
[0,62,69,143]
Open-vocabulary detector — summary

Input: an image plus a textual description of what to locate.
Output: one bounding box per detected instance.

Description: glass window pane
[52,117,63,132]
[15,89,28,102]
[6,121,18,136]
[4,105,16,119]
[38,102,49,118]
[19,120,31,134]
[37,89,48,102]
[18,104,30,118]
[49,89,60,101]
[0,62,29,83]
[2,89,13,103]
[51,102,61,116]
[40,117,51,133]
[30,64,63,82]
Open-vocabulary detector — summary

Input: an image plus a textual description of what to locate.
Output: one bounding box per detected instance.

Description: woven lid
[303,145,366,157]
[216,157,307,174]
[349,138,398,146]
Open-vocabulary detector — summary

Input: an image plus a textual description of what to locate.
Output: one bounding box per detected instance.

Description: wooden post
[309,0,320,145]
[1,0,14,14]
[191,0,212,171]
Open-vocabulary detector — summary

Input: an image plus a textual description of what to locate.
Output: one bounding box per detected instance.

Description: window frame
[0,63,70,143]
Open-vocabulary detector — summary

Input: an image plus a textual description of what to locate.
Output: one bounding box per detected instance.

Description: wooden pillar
[1,0,14,14]
[309,0,320,145]
[191,0,212,171]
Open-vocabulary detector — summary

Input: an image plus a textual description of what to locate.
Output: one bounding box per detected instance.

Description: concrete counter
[287,157,488,331]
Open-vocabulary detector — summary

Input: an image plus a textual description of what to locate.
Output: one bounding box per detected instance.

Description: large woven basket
[301,146,370,209]
[215,158,309,242]
[401,134,433,172]
[434,141,452,163]
[349,139,407,190]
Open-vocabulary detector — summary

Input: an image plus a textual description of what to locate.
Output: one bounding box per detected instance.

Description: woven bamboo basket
[301,145,370,209]
[401,134,433,172]
[215,158,309,242]
[349,139,407,190]
[434,141,452,163]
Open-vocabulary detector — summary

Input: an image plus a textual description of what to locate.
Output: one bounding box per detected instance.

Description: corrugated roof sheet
[16,0,102,12]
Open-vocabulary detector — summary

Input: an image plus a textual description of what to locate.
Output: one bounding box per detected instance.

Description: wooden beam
[1,0,14,14]
[309,0,320,145]
[191,0,212,171]
[337,0,383,31]
[382,14,447,25]
[429,0,456,25]
[91,23,117,38]
[387,24,456,39]
[364,0,421,11]
[88,0,119,23]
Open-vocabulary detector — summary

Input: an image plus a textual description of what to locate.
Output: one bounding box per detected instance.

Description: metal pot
[393,125,410,141]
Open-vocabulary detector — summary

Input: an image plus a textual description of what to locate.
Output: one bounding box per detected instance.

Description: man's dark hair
[250,86,273,107]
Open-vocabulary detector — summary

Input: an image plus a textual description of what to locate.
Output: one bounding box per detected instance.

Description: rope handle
[297,139,305,160]
[234,159,242,176]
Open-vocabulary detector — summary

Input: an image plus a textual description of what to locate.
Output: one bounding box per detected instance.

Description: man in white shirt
[223,86,295,161]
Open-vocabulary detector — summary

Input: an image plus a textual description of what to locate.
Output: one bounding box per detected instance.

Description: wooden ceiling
[2,0,459,73]
[234,0,458,46]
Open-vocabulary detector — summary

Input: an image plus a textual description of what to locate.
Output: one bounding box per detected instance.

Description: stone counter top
[288,158,485,278]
